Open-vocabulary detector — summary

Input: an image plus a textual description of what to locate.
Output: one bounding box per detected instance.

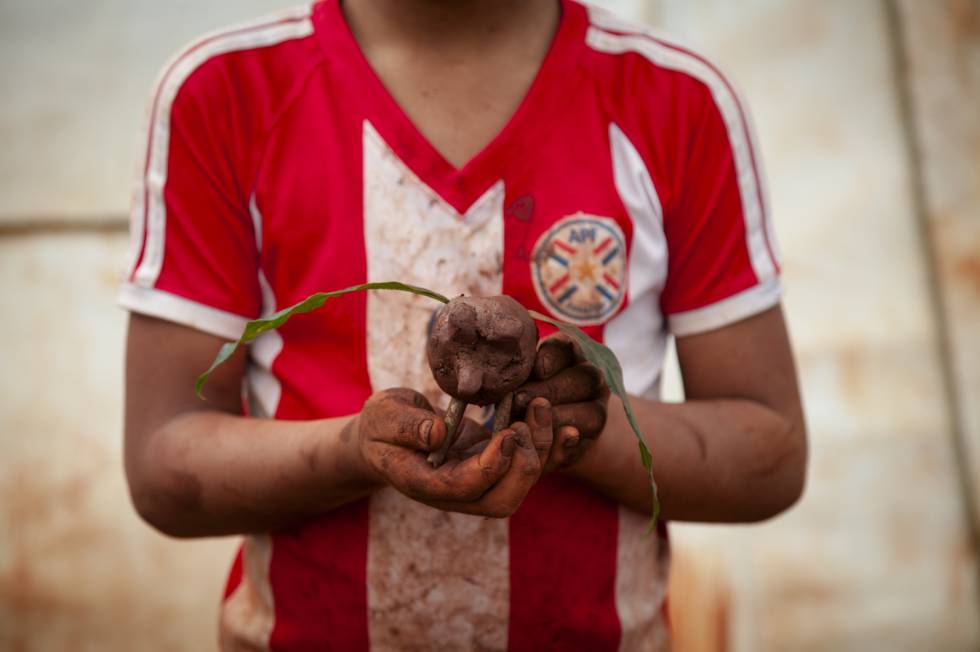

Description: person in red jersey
[121,0,807,649]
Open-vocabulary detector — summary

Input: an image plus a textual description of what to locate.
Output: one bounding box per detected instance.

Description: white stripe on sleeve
[603,123,670,400]
[118,283,250,340]
[131,7,314,289]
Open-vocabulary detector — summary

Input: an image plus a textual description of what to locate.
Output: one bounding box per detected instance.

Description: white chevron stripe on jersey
[615,507,670,652]
[220,534,275,652]
[604,123,670,401]
[603,123,672,651]
[361,120,510,652]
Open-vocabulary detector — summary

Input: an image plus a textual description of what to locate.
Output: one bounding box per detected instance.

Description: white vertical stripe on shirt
[604,123,670,401]
[220,534,275,652]
[246,194,284,420]
[131,7,314,288]
[361,121,510,652]
[615,507,671,652]
[602,123,672,649]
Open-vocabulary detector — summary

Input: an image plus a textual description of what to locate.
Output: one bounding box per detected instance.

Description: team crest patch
[531,213,627,325]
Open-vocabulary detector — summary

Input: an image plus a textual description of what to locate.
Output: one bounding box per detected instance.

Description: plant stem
[427,397,466,467]
[492,392,513,433]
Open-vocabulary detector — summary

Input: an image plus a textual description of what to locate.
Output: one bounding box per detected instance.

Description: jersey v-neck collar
[312,0,587,213]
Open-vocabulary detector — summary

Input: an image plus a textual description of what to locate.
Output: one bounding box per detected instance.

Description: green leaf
[195,281,450,398]
[194,283,658,530]
[529,310,660,531]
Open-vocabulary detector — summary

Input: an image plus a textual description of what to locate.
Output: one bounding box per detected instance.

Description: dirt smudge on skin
[340,419,355,443]
[301,432,322,472]
[167,469,203,513]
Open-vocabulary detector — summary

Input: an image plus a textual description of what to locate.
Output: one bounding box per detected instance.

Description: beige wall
[647,1,980,650]
[1,1,977,650]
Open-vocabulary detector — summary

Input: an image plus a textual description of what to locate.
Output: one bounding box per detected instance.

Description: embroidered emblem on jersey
[532,213,627,325]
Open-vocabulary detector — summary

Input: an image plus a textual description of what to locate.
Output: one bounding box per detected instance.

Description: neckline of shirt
[312,0,588,212]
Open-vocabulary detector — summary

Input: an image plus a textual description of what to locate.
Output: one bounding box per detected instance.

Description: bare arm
[123,313,379,537]
[124,313,555,538]
[565,306,808,522]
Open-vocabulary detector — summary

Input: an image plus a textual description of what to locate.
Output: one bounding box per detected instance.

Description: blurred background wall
[1,0,978,650]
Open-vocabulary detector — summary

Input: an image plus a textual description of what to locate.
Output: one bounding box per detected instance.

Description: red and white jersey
[120,1,781,650]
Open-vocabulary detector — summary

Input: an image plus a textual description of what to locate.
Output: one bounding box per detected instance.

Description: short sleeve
[119,55,261,340]
[660,82,781,336]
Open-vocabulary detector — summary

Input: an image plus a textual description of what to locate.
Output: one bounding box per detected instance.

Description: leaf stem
[491,392,513,433]
[427,397,466,467]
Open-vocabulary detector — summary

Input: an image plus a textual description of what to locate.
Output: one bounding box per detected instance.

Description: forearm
[126,410,380,537]
[566,394,807,522]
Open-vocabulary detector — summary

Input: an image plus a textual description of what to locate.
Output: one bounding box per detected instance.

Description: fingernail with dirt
[502,436,517,457]
[564,435,580,448]
[418,419,433,448]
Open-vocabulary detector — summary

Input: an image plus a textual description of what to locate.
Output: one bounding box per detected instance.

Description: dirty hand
[354,388,554,518]
[512,333,609,472]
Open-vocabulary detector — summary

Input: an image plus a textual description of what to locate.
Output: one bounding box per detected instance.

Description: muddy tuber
[425,295,539,466]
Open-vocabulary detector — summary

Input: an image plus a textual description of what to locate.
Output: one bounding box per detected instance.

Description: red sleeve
[660,81,781,336]
[119,53,261,340]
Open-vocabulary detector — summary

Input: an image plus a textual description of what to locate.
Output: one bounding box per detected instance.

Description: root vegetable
[425,296,538,466]
[195,281,658,525]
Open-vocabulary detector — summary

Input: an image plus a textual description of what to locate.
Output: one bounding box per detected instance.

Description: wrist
[561,396,627,481]
[333,414,386,491]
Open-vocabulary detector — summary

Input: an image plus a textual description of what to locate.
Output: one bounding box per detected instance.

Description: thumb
[524,397,554,465]
[369,391,447,451]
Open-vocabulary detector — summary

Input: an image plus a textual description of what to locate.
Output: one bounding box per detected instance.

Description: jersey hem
[118,283,250,341]
[668,278,782,337]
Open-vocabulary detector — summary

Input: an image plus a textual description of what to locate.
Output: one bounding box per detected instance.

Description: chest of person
[252,106,635,335]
